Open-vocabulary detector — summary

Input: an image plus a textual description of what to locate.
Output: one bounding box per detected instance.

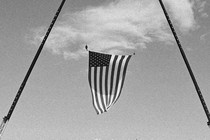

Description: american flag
[88,51,132,114]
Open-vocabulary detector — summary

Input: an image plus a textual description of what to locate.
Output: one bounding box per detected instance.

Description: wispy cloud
[29,0,207,60]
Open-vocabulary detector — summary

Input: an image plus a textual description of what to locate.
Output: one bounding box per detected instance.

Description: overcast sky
[1,0,210,140]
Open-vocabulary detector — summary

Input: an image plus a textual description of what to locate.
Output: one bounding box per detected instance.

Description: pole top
[85,45,88,51]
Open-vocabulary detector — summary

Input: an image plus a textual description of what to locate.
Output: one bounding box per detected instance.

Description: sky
[0,0,210,139]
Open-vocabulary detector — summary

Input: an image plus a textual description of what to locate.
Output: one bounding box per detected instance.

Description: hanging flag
[88,51,132,114]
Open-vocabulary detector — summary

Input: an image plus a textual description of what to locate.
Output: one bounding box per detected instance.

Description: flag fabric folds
[88,51,132,114]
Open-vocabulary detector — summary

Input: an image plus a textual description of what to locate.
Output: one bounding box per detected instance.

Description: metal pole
[158,0,210,126]
[0,0,66,138]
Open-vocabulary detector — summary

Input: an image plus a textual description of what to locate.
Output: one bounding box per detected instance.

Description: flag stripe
[105,66,109,106]
[113,56,125,103]
[88,68,99,114]
[108,56,120,107]
[109,56,118,99]
[113,56,127,105]
[94,67,104,114]
[109,56,127,108]
[113,55,132,105]
[99,67,106,112]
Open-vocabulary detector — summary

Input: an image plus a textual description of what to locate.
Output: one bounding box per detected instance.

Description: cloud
[164,0,196,31]
[200,32,210,44]
[29,0,207,60]
[193,0,208,18]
